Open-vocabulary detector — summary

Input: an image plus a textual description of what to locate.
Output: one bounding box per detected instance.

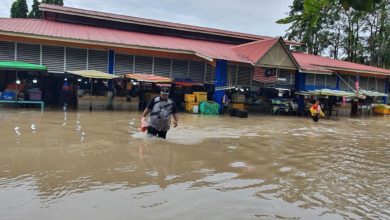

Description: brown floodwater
[0,109,389,220]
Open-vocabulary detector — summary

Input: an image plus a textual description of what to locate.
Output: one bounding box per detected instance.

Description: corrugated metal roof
[232,38,278,64]
[38,3,303,46]
[39,3,271,41]
[0,18,248,63]
[293,52,390,75]
[0,18,389,76]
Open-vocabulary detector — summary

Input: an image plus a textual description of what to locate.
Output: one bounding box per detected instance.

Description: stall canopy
[67,70,120,79]
[0,61,47,71]
[125,73,172,83]
[174,78,203,87]
[358,90,388,97]
[296,89,356,97]
[296,88,388,98]
[67,70,120,111]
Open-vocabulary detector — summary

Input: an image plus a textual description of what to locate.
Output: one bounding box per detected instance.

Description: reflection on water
[0,110,389,220]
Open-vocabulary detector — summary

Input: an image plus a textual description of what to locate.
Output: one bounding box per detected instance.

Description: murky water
[0,110,389,220]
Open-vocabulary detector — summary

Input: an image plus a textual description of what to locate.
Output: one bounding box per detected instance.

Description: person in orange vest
[310,100,325,122]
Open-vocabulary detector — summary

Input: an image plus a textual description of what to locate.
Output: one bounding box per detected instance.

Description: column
[384,78,388,104]
[336,75,340,90]
[107,50,115,91]
[294,72,306,114]
[213,60,227,113]
[107,50,115,110]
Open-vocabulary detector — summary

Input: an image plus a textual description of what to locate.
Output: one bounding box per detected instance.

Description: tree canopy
[10,0,64,19]
[28,0,42,18]
[42,0,64,6]
[10,0,28,18]
[277,0,390,69]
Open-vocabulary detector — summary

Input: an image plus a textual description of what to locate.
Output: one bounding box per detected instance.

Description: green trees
[278,0,390,69]
[42,0,64,6]
[10,0,28,18]
[340,0,383,11]
[10,0,65,19]
[29,0,42,18]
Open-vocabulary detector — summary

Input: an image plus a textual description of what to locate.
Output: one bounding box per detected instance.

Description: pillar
[295,72,306,114]
[108,50,115,91]
[384,78,388,104]
[213,60,227,113]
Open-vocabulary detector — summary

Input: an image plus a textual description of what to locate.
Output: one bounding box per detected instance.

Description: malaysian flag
[253,67,278,83]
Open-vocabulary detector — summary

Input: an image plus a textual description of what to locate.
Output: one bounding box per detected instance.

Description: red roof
[39,3,302,46]
[293,52,390,75]
[232,38,280,64]
[0,18,389,76]
[39,3,271,41]
[0,19,247,63]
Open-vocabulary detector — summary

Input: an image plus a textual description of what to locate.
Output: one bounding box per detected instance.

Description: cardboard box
[193,92,207,102]
[231,103,244,110]
[184,94,196,102]
[232,94,245,103]
[185,102,199,113]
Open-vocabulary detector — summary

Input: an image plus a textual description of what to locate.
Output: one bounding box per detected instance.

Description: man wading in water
[141,87,178,139]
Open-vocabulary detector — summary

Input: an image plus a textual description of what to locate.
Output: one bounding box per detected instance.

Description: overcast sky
[0,0,293,37]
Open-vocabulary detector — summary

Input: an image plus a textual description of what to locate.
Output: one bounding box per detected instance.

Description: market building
[0,4,389,115]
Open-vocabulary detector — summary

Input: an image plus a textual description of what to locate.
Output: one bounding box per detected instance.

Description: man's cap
[160,87,170,95]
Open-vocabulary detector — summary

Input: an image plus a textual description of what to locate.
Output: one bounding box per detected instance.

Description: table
[0,100,45,112]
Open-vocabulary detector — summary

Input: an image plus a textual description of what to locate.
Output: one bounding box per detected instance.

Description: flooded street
[0,110,389,220]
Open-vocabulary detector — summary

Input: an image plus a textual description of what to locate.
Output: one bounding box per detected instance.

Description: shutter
[377,78,386,93]
[88,49,107,72]
[278,71,292,86]
[237,65,251,86]
[42,45,64,73]
[189,61,204,83]
[315,74,326,87]
[17,43,40,65]
[66,47,87,71]
[306,73,315,85]
[205,63,214,83]
[339,75,351,91]
[171,59,188,79]
[0,41,15,61]
[134,56,153,74]
[368,77,376,91]
[154,57,171,77]
[326,74,337,88]
[359,76,369,90]
[290,72,295,86]
[115,53,133,75]
[228,64,237,86]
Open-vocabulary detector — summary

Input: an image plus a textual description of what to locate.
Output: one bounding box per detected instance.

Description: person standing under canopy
[141,87,178,139]
[310,100,325,122]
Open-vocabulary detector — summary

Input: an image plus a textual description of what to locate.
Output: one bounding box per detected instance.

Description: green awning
[0,61,47,71]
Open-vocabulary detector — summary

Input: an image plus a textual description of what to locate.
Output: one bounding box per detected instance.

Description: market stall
[67,70,120,111]
[0,61,47,111]
[125,73,172,110]
[296,88,388,116]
